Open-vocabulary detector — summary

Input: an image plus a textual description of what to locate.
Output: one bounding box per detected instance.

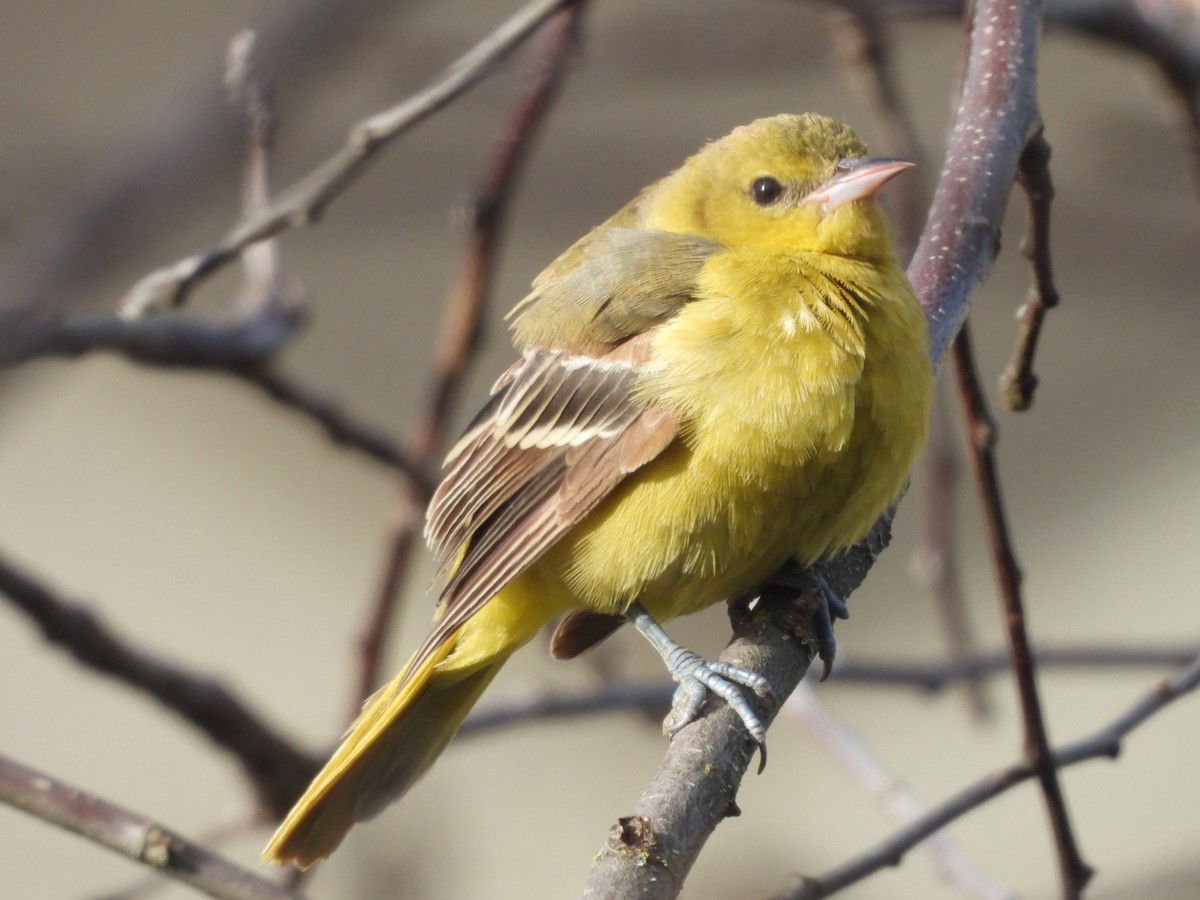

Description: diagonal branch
[779,656,1200,898]
[0,552,320,819]
[0,753,305,900]
[351,0,587,705]
[119,0,578,317]
[4,309,434,491]
[953,324,1092,895]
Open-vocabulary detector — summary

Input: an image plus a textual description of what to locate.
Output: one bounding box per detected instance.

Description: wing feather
[403,338,677,693]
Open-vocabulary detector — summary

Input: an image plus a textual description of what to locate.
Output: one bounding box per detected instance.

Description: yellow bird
[265,113,931,867]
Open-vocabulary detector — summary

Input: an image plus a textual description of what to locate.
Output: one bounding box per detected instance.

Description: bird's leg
[625,602,771,768]
[758,562,849,681]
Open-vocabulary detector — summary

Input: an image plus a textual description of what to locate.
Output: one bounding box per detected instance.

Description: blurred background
[1,1,1197,898]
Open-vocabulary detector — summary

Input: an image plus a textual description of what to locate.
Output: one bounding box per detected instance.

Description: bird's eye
[750,176,784,206]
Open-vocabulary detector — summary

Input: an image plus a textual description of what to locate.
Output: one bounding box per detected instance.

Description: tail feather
[263,630,507,868]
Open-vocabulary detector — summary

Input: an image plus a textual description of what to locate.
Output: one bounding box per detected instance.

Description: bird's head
[645,113,911,262]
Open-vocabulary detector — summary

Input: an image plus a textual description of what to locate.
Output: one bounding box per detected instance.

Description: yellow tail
[263,629,508,868]
[264,577,563,868]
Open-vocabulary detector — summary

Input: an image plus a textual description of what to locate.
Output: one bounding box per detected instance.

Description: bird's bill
[803,158,914,215]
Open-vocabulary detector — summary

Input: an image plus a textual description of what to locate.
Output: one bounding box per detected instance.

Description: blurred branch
[120,0,578,317]
[3,307,435,491]
[781,655,1200,897]
[225,29,285,320]
[0,0,397,316]
[783,685,1013,900]
[832,643,1200,689]
[1000,128,1060,411]
[352,1,587,705]
[953,324,1092,895]
[0,754,304,900]
[0,552,320,819]
[454,642,1198,740]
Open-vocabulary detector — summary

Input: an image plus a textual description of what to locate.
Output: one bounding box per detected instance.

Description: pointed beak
[803,157,914,215]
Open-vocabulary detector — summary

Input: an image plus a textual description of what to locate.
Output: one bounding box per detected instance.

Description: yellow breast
[533,246,930,621]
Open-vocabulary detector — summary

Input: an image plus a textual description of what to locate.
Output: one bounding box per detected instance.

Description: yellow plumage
[264,113,931,867]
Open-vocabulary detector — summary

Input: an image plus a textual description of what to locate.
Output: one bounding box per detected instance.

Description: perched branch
[0,754,304,900]
[581,518,893,899]
[352,1,587,704]
[585,0,1046,890]
[0,553,320,819]
[119,0,578,316]
[1000,128,1059,411]
[781,656,1200,898]
[908,0,1044,366]
[953,324,1092,895]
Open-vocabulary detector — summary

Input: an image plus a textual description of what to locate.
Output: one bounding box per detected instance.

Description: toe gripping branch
[753,562,849,682]
[625,602,773,772]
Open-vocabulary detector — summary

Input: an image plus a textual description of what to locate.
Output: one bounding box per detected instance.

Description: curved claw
[627,602,771,769]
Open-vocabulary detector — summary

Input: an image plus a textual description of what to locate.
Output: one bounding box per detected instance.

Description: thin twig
[351,1,586,706]
[1000,127,1059,411]
[780,656,1200,898]
[0,753,306,900]
[226,29,285,319]
[119,0,577,316]
[784,684,1014,900]
[832,643,1200,691]
[0,552,320,818]
[4,310,433,489]
[449,642,1199,742]
[953,324,1092,896]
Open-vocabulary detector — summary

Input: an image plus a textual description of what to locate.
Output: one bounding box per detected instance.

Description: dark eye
[750,176,784,206]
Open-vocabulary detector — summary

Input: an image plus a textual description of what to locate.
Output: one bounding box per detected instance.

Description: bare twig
[351,1,586,705]
[0,753,306,900]
[1000,127,1059,411]
[4,310,433,489]
[832,643,1200,691]
[0,0,398,320]
[780,656,1200,898]
[953,324,1092,896]
[784,684,1014,900]
[448,642,1198,741]
[119,0,578,317]
[226,29,285,319]
[0,553,320,818]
